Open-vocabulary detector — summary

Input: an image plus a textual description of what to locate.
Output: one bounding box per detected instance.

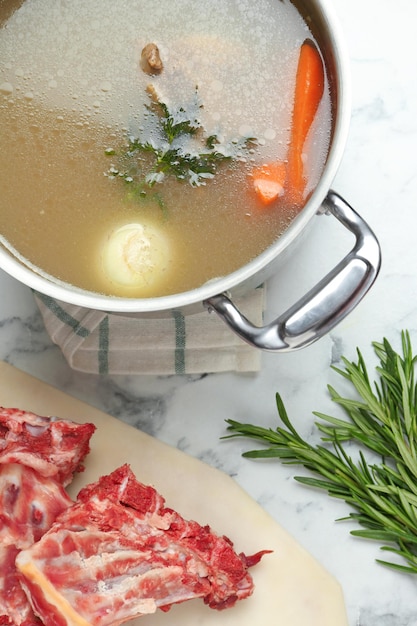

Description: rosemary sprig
[224,331,417,574]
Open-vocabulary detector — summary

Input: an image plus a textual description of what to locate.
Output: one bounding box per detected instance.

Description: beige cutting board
[0,361,348,626]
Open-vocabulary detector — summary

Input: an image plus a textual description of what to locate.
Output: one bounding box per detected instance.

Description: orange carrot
[251,39,324,208]
[286,39,325,204]
[251,162,287,205]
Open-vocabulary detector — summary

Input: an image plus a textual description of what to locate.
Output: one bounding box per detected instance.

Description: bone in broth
[0,0,332,298]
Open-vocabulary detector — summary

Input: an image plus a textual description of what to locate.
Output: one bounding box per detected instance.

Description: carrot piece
[252,162,287,205]
[286,39,325,203]
[250,39,324,208]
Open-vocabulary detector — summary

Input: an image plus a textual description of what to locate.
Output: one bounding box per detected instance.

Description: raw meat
[0,545,40,626]
[0,463,72,549]
[0,407,96,487]
[0,464,73,626]
[16,464,269,626]
[0,408,95,626]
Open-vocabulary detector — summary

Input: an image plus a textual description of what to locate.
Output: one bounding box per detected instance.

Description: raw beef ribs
[0,464,72,549]
[0,545,40,626]
[16,464,268,626]
[0,407,96,486]
[0,408,96,626]
[0,465,72,626]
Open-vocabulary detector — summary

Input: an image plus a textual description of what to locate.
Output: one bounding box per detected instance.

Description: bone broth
[0,0,332,298]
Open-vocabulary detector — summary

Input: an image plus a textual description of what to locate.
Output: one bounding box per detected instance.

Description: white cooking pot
[0,0,381,351]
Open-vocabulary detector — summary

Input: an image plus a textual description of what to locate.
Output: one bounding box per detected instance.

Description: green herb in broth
[106,85,257,205]
[0,0,331,299]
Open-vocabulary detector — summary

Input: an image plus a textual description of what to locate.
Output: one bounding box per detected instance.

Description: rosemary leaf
[223,330,417,574]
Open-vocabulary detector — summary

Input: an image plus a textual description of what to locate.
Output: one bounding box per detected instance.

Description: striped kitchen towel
[33,287,265,375]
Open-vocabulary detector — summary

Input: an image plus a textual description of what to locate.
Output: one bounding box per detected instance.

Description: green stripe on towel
[34,292,90,337]
[173,310,186,375]
[98,316,109,375]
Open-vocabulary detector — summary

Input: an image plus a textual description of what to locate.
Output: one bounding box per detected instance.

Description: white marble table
[1,0,416,623]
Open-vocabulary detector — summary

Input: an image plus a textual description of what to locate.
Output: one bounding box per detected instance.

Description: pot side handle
[203,190,381,351]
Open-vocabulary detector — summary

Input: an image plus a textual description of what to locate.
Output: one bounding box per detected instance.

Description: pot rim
[0,0,352,313]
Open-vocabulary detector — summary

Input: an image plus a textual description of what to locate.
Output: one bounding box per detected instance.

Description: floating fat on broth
[0,0,332,298]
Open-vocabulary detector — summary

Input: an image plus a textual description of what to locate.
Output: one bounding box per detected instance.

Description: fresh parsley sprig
[224,331,417,574]
[107,86,256,196]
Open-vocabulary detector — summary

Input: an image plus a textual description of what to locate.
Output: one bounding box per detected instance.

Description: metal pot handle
[204,190,381,351]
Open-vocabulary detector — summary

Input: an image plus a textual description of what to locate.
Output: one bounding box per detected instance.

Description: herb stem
[224,330,417,574]
[106,86,257,207]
